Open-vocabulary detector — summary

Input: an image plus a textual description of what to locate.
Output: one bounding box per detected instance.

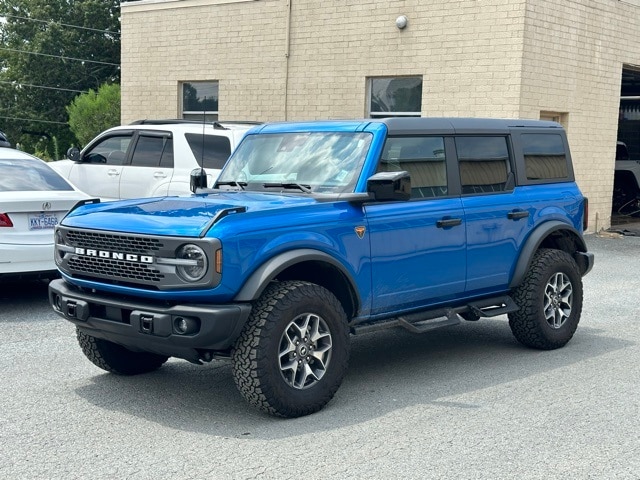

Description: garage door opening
[613,65,640,222]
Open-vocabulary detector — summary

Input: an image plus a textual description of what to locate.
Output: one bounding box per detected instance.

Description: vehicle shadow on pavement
[73,317,630,438]
[0,280,51,316]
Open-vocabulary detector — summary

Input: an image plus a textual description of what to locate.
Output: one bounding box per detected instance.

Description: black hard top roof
[379,117,562,135]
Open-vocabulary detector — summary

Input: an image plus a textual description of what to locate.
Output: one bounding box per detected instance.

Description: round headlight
[175,244,208,282]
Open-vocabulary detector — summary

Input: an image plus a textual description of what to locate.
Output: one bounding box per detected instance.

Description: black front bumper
[49,279,252,363]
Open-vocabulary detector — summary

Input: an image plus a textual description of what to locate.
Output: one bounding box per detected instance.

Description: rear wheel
[77,328,169,375]
[232,281,350,417]
[509,249,583,350]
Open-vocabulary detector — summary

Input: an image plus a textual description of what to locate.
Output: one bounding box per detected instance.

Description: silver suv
[50,120,258,200]
[613,141,640,216]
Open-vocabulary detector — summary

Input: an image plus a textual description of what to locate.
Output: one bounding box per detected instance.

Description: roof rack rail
[129,119,228,129]
[129,119,262,129]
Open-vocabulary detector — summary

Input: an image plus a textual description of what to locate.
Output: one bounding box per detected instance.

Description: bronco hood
[61,192,319,237]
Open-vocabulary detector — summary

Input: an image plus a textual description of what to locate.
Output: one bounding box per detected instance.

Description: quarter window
[368,77,422,118]
[521,134,568,180]
[379,136,447,198]
[185,134,231,170]
[456,137,511,194]
[182,81,219,121]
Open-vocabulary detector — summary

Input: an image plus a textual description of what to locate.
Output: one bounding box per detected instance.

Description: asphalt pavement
[0,234,639,479]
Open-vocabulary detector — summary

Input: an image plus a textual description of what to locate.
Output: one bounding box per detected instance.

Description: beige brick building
[121,0,640,231]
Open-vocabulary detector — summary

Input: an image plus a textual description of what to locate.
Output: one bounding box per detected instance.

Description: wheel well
[275,260,358,319]
[510,223,589,288]
[538,229,584,254]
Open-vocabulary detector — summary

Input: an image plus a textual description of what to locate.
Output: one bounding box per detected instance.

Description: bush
[67,83,121,146]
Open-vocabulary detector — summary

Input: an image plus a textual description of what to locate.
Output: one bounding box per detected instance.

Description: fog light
[173,316,199,335]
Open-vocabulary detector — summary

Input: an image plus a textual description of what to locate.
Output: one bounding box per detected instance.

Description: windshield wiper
[215,181,247,190]
[263,182,312,193]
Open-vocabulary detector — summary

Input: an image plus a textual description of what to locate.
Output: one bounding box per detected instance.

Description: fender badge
[355,226,366,239]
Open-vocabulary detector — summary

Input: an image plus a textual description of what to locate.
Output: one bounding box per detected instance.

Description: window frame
[367,76,423,118]
[181,81,219,121]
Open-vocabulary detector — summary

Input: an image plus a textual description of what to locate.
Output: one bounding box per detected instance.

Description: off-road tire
[509,248,583,350]
[77,328,169,375]
[232,281,350,418]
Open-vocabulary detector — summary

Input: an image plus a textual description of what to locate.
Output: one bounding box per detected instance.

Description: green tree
[67,82,120,146]
[0,0,120,156]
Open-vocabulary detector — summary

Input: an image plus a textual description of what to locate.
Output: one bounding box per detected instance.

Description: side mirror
[190,168,208,193]
[366,171,411,201]
[66,147,81,161]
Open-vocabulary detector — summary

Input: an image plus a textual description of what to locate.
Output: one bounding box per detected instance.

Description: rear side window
[130,135,174,168]
[0,158,73,191]
[379,136,447,198]
[456,136,511,194]
[185,134,231,170]
[521,134,568,180]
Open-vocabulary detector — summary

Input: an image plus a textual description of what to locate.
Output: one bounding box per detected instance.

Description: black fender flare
[509,221,587,289]
[233,248,361,306]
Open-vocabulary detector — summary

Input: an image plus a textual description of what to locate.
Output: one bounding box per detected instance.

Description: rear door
[119,131,174,198]
[455,135,531,294]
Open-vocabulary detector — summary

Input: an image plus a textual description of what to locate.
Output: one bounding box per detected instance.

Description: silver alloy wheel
[544,272,573,329]
[278,313,333,389]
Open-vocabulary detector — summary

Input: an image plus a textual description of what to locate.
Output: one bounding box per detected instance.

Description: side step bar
[351,295,519,336]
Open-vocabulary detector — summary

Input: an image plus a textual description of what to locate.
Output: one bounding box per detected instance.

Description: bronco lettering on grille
[74,247,154,264]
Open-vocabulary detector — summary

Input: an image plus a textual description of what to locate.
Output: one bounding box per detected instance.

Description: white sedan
[0,148,90,279]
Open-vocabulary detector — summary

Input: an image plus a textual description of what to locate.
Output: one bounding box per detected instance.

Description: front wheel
[508,249,583,350]
[232,281,350,417]
[77,328,169,375]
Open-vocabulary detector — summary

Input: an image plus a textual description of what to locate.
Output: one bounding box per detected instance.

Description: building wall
[121,0,640,230]
[518,0,640,231]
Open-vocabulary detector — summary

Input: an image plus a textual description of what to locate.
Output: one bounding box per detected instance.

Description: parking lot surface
[1,234,639,479]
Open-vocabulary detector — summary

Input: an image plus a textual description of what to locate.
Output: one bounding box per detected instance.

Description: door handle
[436,217,462,228]
[153,172,167,179]
[507,210,529,220]
[107,169,120,177]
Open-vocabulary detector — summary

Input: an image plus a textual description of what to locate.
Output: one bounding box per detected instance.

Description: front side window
[182,81,219,122]
[84,135,132,165]
[456,136,511,194]
[217,132,373,194]
[368,76,422,118]
[521,134,568,180]
[379,136,447,198]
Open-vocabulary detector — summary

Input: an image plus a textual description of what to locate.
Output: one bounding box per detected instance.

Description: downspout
[284,0,292,121]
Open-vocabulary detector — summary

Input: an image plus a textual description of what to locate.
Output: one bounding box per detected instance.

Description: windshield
[217,132,372,194]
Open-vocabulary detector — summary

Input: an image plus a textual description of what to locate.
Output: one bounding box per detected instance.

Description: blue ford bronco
[49,118,594,417]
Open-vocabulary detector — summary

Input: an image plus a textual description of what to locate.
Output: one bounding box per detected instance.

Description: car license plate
[28,213,59,230]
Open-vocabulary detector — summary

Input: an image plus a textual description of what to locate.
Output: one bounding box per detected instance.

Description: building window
[540,111,568,128]
[368,76,422,118]
[182,81,219,121]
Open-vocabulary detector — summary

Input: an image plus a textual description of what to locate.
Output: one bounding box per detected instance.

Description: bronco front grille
[66,230,163,254]
[55,226,222,291]
[68,256,164,283]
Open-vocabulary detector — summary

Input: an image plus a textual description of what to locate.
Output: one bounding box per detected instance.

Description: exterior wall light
[396,15,408,30]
